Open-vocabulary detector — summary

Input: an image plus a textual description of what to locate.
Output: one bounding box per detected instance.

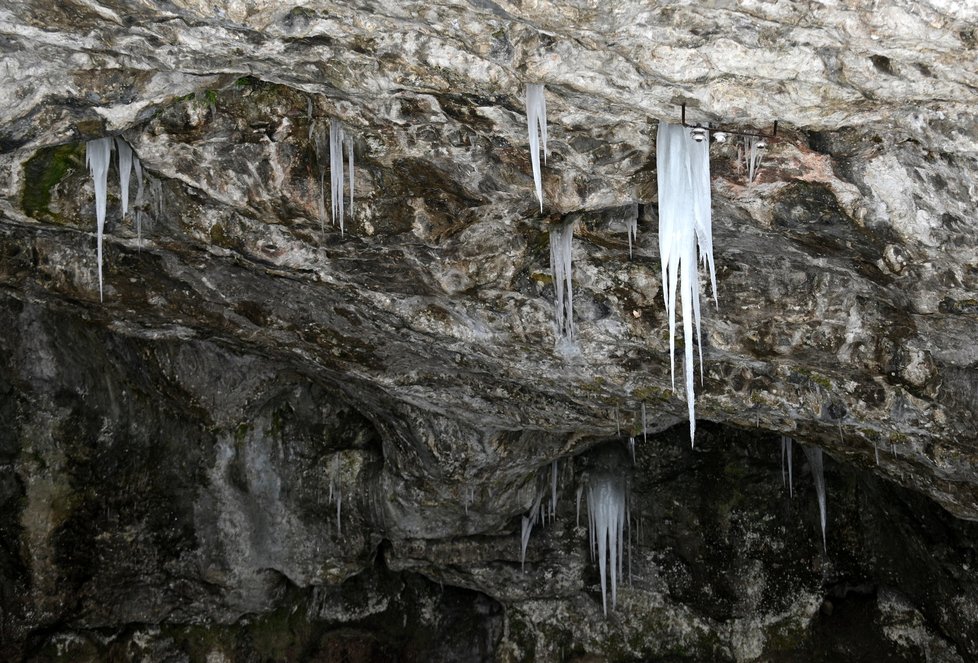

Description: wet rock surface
[2,1,978,660]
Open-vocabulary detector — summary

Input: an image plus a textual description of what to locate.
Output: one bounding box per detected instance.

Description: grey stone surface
[1,1,977,660]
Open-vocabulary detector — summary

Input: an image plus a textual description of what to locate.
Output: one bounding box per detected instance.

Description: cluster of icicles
[528,85,737,446]
[518,437,830,618]
[84,112,354,300]
[85,137,160,301]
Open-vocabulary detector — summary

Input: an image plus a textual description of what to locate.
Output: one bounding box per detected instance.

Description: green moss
[22,143,84,220]
[632,386,672,402]
[888,432,909,444]
[795,367,833,390]
[530,271,553,285]
[234,423,250,443]
[209,222,231,247]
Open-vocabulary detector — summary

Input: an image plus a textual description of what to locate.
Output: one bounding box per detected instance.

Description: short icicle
[549,221,575,347]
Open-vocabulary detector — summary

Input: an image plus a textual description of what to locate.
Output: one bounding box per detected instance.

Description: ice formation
[550,461,559,516]
[803,446,827,551]
[549,222,575,345]
[115,138,133,217]
[525,83,547,212]
[328,455,342,537]
[744,135,764,184]
[781,436,794,497]
[656,123,717,445]
[132,156,144,246]
[626,212,637,259]
[586,471,627,615]
[85,138,113,301]
[641,403,647,445]
[329,118,354,235]
[520,492,545,571]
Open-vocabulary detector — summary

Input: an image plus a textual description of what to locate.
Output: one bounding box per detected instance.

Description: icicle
[328,455,343,537]
[875,439,880,465]
[329,118,346,234]
[336,487,342,537]
[626,213,637,259]
[576,483,584,527]
[115,138,133,217]
[744,135,764,184]
[132,156,144,247]
[347,138,355,219]
[525,83,547,212]
[520,493,544,571]
[787,437,794,497]
[781,436,787,486]
[615,407,620,436]
[627,437,635,465]
[656,123,716,446]
[641,403,647,445]
[587,471,627,616]
[86,138,113,302]
[549,222,575,346]
[307,96,314,141]
[803,446,827,552]
[627,496,632,585]
[550,461,558,516]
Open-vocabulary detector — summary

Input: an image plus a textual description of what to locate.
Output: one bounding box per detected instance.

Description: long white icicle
[587,472,626,616]
[656,123,717,445]
[115,138,133,217]
[86,138,113,302]
[549,222,575,345]
[132,156,144,246]
[526,83,547,212]
[329,118,355,235]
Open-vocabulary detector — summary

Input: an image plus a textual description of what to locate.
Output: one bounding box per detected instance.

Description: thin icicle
[115,138,133,217]
[329,118,346,234]
[615,407,620,436]
[576,483,584,527]
[626,210,638,259]
[875,439,880,465]
[803,446,827,552]
[132,156,144,247]
[307,96,314,141]
[656,123,716,446]
[525,83,547,212]
[550,461,559,516]
[627,437,635,465]
[86,138,113,302]
[641,403,647,445]
[549,222,575,346]
[520,493,544,571]
[347,138,355,219]
[787,437,794,497]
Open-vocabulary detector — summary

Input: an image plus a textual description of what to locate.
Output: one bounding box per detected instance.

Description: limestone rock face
[2,1,978,661]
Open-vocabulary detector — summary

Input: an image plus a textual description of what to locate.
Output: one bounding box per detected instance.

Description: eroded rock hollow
[2,1,978,661]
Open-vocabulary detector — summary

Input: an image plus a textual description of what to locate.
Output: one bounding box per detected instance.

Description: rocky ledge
[1,1,977,661]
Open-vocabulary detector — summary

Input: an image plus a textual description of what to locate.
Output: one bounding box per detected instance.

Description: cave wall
[2,1,978,661]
